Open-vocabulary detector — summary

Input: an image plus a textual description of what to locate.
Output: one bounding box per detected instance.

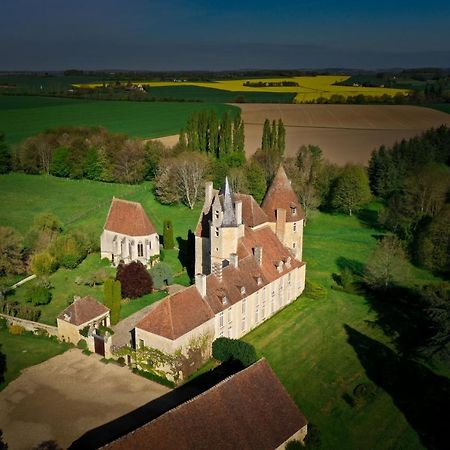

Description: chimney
[229,253,239,268]
[275,208,286,241]
[235,200,242,225]
[253,246,263,266]
[212,262,223,281]
[205,181,213,207]
[195,273,207,297]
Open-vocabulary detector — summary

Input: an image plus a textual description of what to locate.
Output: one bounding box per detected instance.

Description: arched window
[137,243,144,257]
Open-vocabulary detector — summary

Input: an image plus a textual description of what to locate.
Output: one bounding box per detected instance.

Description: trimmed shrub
[149,262,174,289]
[116,356,126,366]
[163,220,175,249]
[116,261,153,298]
[8,324,26,335]
[77,339,87,350]
[212,337,257,367]
[25,284,52,306]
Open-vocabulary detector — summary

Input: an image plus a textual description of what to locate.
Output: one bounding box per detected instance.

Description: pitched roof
[104,198,157,236]
[57,296,109,326]
[261,165,304,222]
[135,285,214,340]
[102,359,307,450]
[137,224,302,338]
[234,193,269,228]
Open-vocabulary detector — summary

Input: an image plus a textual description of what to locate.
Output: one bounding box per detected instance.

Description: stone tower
[261,166,304,260]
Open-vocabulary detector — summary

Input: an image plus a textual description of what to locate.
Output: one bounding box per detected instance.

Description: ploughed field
[236,104,450,164]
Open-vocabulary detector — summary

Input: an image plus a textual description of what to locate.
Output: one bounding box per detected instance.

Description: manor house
[134,166,306,378]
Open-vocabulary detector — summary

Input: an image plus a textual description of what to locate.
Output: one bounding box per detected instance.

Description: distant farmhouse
[102,359,308,450]
[134,166,306,379]
[100,198,160,267]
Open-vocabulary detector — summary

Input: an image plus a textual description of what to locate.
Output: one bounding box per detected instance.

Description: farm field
[236,104,450,164]
[76,75,409,103]
[243,207,447,450]
[0,95,237,145]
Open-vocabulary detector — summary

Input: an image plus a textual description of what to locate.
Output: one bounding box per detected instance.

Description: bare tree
[175,152,209,209]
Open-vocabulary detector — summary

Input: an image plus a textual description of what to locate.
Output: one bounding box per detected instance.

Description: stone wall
[0,313,58,336]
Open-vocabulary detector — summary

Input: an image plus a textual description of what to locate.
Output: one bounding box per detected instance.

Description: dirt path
[0,349,169,449]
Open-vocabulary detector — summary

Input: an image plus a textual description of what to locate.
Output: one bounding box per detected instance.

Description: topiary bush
[149,262,174,289]
[77,339,87,350]
[116,261,153,298]
[212,337,258,367]
[25,283,52,306]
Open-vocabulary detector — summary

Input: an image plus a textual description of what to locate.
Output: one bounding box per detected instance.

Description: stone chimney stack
[253,246,263,266]
[275,208,286,242]
[235,200,242,225]
[212,262,223,281]
[205,181,214,207]
[229,253,239,268]
[195,273,207,297]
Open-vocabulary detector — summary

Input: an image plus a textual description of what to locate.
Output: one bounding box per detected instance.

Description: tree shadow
[344,325,450,450]
[69,360,244,450]
[357,206,384,231]
[336,256,365,277]
[176,230,195,282]
[363,286,434,358]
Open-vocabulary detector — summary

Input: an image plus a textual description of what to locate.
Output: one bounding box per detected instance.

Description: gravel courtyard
[0,349,170,449]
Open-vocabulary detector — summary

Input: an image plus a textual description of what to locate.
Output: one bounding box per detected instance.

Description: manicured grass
[0,173,201,240]
[243,206,446,449]
[0,95,238,145]
[119,290,167,320]
[0,328,71,390]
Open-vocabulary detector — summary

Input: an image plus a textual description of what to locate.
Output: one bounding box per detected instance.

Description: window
[219,311,224,327]
[255,306,259,323]
[293,222,297,232]
[219,330,224,337]
[214,210,219,219]
[228,307,232,323]
[215,227,219,237]
[139,339,144,348]
[288,273,292,286]
[241,318,246,331]
[242,299,247,315]
[228,326,233,338]
[271,291,275,313]
[293,242,296,249]
[137,243,144,257]
[291,206,297,216]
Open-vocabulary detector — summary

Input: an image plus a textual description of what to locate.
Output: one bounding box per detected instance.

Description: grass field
[77,75,409,103]
[242,207,445,449]
[0,328,71,390]
[428,103,450,114]
[0,95,238,145]
[0,174,201,324]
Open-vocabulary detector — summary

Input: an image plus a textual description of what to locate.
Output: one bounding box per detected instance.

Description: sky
[1,0,449,70]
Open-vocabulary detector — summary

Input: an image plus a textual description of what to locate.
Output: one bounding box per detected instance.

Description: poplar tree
[111,280,121,325]
[208,111,219,156]
[277,119,286,155]
[178,128,187,149]
[198,110,208,153]
[219,112,232,156]
[262,119,271,151]
[270,119,277,150]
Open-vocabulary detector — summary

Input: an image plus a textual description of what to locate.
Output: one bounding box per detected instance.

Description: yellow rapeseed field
[74,76,409,103]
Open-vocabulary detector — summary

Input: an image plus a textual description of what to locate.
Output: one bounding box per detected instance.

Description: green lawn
[119,290,167,320]
[0,95,238,145]
[243,207,447,450]
[427,103,450,114]
[0,328,71,390]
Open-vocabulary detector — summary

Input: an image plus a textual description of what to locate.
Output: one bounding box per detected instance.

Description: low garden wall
[0,313,58,336]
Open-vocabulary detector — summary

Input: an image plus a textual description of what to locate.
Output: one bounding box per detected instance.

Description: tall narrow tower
[261,166,304,260]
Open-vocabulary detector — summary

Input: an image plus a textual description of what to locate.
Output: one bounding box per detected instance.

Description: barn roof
[101,359,307,450]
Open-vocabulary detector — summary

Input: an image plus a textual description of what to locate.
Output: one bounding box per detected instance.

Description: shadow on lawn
[69,360,243,450]
[176,230,195,281]
[345,325,450,450]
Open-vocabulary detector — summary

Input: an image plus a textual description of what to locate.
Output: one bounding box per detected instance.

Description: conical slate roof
[261,165,304,222]
[219,177,237,227]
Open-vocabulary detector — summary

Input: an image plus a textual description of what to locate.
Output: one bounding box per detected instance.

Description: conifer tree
[219,112,232,156]
[270,119,277,150]
[208,111,219,156]
[277,119,285,155]
[111,280,121,325]
[233,112,245,153]
[198,110,208,153]
[178,128,187,149]
[163,219,175,250]
[262,119,271,151]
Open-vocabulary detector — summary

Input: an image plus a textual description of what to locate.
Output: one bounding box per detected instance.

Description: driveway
[0,349,170,449]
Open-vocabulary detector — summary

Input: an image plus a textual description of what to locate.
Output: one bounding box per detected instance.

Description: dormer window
[276,261,284,273]
[291,206,297,216]
[240,286,246,295]
[257,276,263,286]
[221,296,228,305]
